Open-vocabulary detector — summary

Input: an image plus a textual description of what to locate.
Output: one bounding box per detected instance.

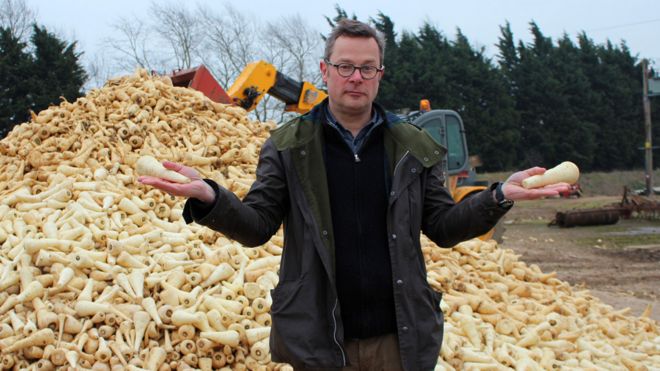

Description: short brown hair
[324,19,386,66]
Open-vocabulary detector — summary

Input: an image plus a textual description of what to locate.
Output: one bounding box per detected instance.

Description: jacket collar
[270,99,445,168]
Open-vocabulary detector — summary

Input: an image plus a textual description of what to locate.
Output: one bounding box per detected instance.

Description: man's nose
[347,68,363,82]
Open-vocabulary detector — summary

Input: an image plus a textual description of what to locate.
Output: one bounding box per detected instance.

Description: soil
[499,196,660,322]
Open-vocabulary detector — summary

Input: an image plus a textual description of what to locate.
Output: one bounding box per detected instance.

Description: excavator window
[420,119,443,147]
[410,109,469,176]
[446,115,467,171]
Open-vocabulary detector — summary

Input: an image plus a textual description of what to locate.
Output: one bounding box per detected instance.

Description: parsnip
[1,328,54,353]
[200,330,240,347]
[135,155,190,184]
[522,161,580,189]
[133,311,150,353]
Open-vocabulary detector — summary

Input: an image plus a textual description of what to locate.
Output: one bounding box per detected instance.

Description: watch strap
[495,182,514,208]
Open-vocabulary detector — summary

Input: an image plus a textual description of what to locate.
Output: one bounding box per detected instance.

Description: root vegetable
[198,357,213,371]
[1,328,54,353]
[36,310,58,331]
[201,263,234,287]
[133,311,150,353]
[136,156,190,184]
[522,161,580,189]
[245,327,270,346]
[250,338,269,361]
[171,311,212,332]
[65,350,79,368]
[63,315,84,334]
[95,337,112,363]
[141,298,162,326]
[56,267,74,287]
[74,301,130,322]
[129,269,145,299]
[145,347,166,371]
[200,331,240,347]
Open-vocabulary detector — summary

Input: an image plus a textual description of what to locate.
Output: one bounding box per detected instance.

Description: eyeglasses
[324,59,384,80]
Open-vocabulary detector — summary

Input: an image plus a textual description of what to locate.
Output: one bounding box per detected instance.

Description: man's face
[321,36,383,116]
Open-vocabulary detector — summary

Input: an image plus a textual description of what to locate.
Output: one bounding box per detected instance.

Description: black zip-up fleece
[323,123,396,339]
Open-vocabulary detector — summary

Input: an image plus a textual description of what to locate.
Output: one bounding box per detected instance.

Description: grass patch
[578,233,660,248]
[515,197,619,210]
[510,218,550,225]
[609,234,660,247]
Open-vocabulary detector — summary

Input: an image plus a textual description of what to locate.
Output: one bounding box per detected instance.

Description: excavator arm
[168,61,326,114]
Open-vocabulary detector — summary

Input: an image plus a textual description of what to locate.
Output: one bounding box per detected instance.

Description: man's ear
[320,60,328,83]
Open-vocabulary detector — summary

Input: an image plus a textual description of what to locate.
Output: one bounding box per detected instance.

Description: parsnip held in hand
[136,155,190,183]
[522,161,580,189]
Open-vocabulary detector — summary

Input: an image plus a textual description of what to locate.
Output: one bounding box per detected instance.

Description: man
[140,19,570,371]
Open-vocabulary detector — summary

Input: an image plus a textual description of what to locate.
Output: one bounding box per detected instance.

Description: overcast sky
[25,0,660,69]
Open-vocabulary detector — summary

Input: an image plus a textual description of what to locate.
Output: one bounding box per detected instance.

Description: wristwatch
[495,182,514,209]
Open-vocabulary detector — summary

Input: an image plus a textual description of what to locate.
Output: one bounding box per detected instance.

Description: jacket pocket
[269,279,340,367]
[428,286,442,313]
[415,286,444,369]
[271,279,304,315]
[270,279,308,364]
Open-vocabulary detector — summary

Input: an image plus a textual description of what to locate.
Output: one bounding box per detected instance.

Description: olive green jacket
[184,101,508,370]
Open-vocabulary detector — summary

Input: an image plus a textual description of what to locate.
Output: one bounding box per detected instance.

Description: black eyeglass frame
[324,59,384,80]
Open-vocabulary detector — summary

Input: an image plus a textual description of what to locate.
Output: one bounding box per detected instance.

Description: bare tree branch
[0,0,36,41]
[197,3,260,88]
[85,51,115,90]
[259,14,323,123]
[104,16,158,72]
[150,1,203,70]
[265,14,323,84]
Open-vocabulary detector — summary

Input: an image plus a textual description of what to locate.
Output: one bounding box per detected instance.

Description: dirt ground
[498,196,660,322]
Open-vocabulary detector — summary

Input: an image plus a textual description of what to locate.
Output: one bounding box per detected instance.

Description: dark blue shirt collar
[324,105,384,154]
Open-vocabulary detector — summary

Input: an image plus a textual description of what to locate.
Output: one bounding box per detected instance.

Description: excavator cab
[411,109,470,177]
[406,105,488,203]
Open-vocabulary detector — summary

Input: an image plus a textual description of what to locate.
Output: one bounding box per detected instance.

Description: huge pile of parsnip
[0,69,657,371]
[424,237,660,370]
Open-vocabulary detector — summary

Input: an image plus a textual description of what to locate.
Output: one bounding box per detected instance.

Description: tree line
[0,24,86,138]
[0,0,658,172]
[363,11,660,172]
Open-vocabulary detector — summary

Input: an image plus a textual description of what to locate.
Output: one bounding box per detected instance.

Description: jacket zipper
[332,298,347,365]
[353,126,378,162]
[392,151,410,187]
[335,134,356,366]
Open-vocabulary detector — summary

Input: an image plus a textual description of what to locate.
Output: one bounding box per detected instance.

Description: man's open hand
[138,161,216,204]
[502,167,572,201]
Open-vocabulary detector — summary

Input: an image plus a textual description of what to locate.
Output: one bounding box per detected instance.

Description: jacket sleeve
[421,162,509,247]
[182,138,289,247]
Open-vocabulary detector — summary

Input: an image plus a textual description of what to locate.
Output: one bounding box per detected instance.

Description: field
[480,169,660,321]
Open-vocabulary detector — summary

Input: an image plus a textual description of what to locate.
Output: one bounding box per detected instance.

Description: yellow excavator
[168,62,496,240]
[169,61,327,113]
